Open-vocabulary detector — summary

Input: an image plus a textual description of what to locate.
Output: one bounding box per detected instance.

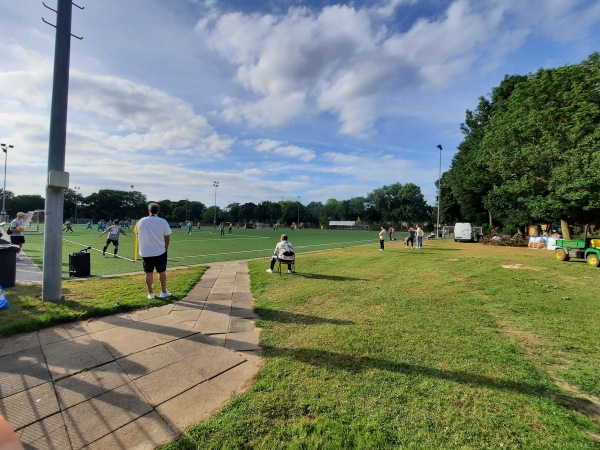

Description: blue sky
[1,0,599,209]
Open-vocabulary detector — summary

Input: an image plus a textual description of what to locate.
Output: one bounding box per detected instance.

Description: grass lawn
[19,227,374,277]
[2,234,599,448]
[0,266,206,337]
[162,238,600,449]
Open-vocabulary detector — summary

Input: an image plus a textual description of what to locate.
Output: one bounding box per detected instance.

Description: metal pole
[297,195,300,227]
[213,181,219,227]
[74,186,80,223]
[1,144,12,221]
[43,0,74,302]
[436,145,442,238]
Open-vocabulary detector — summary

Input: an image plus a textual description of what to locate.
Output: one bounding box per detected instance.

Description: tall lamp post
[213,181,219,228]
[1,143,14,223]
[73,186,80,223]
[436,144,442,238]
[297,195,301,228]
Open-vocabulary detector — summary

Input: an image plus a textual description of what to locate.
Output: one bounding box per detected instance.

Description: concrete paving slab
[55,361,131,409]
[86,315,133,333]
[132,360,206,407]
[169,308,203,322]
[3,259,263,449]
[0,331,40,358]
[62,382,152,449]
[183,344,246,380]
[202,301,232,311]
[1,382,60,430]
[211,360,262,396]
[128,305,174,322]
[224,331,261,352]
[43,335,115,381]
[116,346,183,380]
[164,332,218,356]
[145,321,197,343]
[99,331,165,359]
[155,378,233,433]
[230,306,258,319]
[194,309,231,334]
[228,317,256,333]
[0,347,51,399]
[38,322,93,346]
[18,412,70,450]
[83,411,176,450]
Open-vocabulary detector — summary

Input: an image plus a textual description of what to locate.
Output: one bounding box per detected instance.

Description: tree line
[1,182,432,229]
[439,53,600,239]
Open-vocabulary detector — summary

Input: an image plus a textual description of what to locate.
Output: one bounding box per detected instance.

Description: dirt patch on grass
[496,320,600,432]
[501,263,539,270]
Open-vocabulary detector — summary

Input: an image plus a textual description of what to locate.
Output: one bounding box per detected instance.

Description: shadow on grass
[295,273,368,281]
[264,346,550,398]
[254,307,354,325]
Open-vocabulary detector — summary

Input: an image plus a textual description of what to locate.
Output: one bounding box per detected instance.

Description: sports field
[20,226,380,278]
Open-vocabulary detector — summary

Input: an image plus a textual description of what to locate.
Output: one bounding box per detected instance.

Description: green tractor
[554,224,600,267]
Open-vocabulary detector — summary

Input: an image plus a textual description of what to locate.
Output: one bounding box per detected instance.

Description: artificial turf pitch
[20,226,378,278]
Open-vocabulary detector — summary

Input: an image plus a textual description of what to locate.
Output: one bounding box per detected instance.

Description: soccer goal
[23,210,45,233]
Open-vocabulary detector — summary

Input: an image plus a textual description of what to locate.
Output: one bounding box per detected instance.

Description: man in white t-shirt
[136,203,172,299]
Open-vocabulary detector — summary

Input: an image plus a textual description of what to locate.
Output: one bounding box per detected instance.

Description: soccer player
[99,220,127,257]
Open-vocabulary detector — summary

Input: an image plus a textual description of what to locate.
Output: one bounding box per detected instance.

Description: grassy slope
[165,239,600,449]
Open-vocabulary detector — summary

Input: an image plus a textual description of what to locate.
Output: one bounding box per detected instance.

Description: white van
[454,222,481,242]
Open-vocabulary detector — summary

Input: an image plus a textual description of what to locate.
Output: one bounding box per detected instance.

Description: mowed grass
[20,227,373,277]
[163,239,600,449]
[0,267,206,337]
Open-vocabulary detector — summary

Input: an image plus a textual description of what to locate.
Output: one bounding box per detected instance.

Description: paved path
[0,261,263,449]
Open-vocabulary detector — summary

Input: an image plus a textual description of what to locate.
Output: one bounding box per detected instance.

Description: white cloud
[244,138,316,162]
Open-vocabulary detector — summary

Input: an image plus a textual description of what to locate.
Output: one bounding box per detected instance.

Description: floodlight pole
[43,0,74,302]
[213,181,219,228]
[297,195,300,228]
[1,143,13,223]
[74,186,80,223]
[436,144,442,238]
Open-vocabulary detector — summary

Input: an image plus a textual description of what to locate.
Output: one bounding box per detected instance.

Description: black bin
[69,250,90,277]
[0,246,19,288]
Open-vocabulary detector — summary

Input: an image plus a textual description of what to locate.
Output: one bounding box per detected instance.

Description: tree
[395,183,430,225]
[480,53,600,236]
[12,195,45,215]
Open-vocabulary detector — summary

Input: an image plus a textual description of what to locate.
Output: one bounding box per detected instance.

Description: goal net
[23,210,45,233]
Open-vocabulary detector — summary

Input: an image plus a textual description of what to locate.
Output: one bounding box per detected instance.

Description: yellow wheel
[555,249,570,261]
[586,253,600,267]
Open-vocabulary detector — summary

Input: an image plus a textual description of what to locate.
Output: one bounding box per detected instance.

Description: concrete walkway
[0,261,263,449]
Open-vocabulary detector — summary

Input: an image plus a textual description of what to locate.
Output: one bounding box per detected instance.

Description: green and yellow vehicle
[554,224,600,267]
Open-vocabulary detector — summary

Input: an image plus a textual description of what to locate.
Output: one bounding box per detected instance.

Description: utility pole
[436,144,442,238]
[43,0,77,301]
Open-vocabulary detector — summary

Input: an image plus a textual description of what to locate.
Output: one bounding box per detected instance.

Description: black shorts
[10,235,25,245]
[142,252,168,273]
[105,239,119,246]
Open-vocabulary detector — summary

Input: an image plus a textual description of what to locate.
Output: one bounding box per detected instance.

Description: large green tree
[481,53,600,236]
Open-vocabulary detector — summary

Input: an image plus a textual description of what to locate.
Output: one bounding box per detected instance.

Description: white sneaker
[159,291,172,298]
[147,293,155,299]
[379,249,383,251]
[266,269,273,273]
[287,269,292,274]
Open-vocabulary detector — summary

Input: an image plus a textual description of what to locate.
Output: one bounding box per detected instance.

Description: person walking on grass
[99,219,127,258]
[136,203,172,299]
[406,226,416,249]
[186,221,193,235]
[86,220,93,231]
[416,225,424,249]
[379,226,386,251]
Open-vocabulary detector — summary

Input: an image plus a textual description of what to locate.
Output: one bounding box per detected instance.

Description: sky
[1,0,599,210]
